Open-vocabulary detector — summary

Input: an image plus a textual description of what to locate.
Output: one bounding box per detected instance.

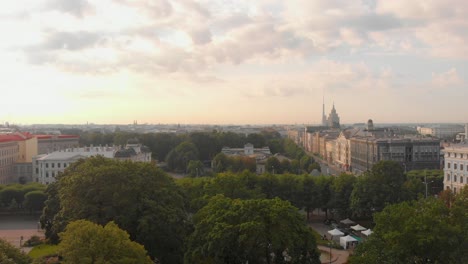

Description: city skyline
[1,0,468,125]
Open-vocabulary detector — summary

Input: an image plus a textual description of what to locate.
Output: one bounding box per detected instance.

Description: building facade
[443,145,468,194]
[33,143,152,185]
[350,137,441,174]
[417,125,465,139]
[37,135,80,154]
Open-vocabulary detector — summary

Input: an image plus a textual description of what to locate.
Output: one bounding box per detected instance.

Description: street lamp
[423,170,433,198]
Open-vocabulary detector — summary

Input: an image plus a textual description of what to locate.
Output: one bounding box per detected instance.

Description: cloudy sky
[1,0,467,125]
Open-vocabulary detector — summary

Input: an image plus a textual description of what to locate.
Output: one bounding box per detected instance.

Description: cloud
[431,68,464,88]
[46,0,94,18]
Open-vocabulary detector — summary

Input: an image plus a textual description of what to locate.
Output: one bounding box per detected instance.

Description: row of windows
[0,147,18,156]
[446,174,465,183]
[446,162,468,171]
[447,152,468,159]
[41,162,68,169]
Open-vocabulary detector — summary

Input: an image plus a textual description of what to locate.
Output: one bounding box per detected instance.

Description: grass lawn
[28,244,59,259]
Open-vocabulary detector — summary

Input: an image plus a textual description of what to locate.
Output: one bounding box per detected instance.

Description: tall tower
[321,95,327,126]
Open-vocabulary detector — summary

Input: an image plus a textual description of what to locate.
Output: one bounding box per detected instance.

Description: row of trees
[0,183,47,212]
[39,156,322,263]
[78,130,284,161]
[178,161,427,219]
[76,129,318,174]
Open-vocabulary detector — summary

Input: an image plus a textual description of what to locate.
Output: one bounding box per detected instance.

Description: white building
[417,125,465,139]
[443,145,468,194]
[33,143,152,184]
[33,147,115,185]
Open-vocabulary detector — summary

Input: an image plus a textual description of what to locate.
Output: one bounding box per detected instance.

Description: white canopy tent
[328,228,345,237]
[362,229,373,236]
[340,235,358,249]
[340,218,355,225]
[351,224,366,231]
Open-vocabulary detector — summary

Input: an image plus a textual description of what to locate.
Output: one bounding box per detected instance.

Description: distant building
[36,134,80,154]
[327,104,340,129]
[0,132,37,184]
[219,143,271,174]
[350,136,441,174]
[33,141,152,184]
[417,125,464,139]
[114,139,152,162]
[443,145,468,194]
[33,146,116,185]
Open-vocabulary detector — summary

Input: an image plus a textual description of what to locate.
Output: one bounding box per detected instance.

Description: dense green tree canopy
[59,220,152,264]
[350,161,420,216]
[350,188,468,263]
[0,238,31,264]
[185,195,320,264]
[41,156,188,263]
[166,141,200,172]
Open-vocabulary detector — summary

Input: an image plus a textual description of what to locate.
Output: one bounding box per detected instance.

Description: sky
[1,0,467,125]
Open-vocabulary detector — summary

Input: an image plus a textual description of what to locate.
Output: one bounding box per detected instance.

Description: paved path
[0,214,44,252]
[318,245,350,264]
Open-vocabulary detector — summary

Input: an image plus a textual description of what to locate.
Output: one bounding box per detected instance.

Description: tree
[0,187,23,208]
[299,175,319,220]
[329,174,355,219]
[41,156,188,263]
[350,196,468,263]
[185,195,320,264]
[165,141,199,172]
[0,238,31,264]
[59,220,152,264]
[23,190,47,213]
[212,153,229,172]
[187,160,204,177]
[265,156,282,174]
[350,161,409,217]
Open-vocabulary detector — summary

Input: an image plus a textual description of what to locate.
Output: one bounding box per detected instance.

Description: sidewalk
[0,229,44,253]
[318,245,350,264]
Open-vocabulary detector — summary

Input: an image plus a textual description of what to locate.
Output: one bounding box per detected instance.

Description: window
[448,153,451,157]
[455,164,458,170]
[52,163,54,168]
[454,187,457,194]
[455,153,457,158]
[462,154,464,159]
[58,163,61,168]
[454,175,457,182]
[447,162,451,169]
[461,177,464,184]
[461,164,464,171]
[46,172,49,178]
[447,174,450,181]
[64,163,67,168]
[46,163,48,168]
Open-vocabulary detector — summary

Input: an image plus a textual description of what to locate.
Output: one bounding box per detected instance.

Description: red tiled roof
[0,132,35,143]
[35,135,79,139]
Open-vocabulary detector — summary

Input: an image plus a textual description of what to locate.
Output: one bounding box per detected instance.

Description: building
[327,104,340,129]
[219,143,271,174]
[33,143,152,185]
[0,132,38,184]
[350,136,441,174]
[443,145,468,194]
[417,125,465,139]
[333,129,360,172]
[114,139,152,162]
[36,134,80,154]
